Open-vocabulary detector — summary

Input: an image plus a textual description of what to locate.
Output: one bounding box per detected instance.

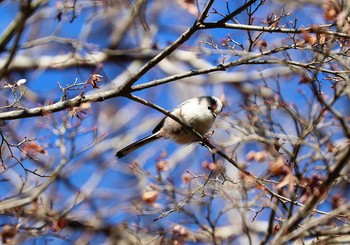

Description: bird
[116,96,223,158]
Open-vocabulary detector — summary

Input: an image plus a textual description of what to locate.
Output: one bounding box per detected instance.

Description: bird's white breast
[159,98,216,144]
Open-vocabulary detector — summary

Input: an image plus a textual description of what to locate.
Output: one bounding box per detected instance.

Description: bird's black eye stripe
[208,97,216,105]
[207,97,217,109]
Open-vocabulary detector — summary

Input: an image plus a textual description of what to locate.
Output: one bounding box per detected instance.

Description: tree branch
[200,23,350,38]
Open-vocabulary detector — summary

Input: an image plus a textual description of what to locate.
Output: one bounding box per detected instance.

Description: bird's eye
[208,106,211,110]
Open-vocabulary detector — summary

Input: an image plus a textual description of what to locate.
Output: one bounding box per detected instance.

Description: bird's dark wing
[152,116,166,134]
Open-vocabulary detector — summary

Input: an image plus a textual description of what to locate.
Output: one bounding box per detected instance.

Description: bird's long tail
[116,133,160,158]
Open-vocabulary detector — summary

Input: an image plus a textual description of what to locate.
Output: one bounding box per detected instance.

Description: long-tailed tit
[116,96,223,158]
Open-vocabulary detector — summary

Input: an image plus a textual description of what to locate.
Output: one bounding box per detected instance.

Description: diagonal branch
[270,148,350,244]
[0,0,49,52]
[217,0,258,24]
[118,0,218,90]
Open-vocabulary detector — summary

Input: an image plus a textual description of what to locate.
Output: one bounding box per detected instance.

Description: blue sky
[1,0,349,243]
